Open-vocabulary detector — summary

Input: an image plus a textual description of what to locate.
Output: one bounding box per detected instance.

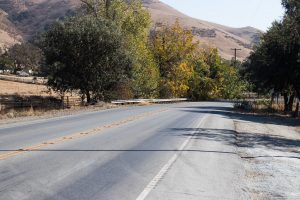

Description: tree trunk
[283,92,295,112]
[287,93,295,112]
[86,91,91,103]
[283,93,289,112]
[294,102,299,118]
[271,93,275,108]
[295,89,300,117]
[81,93,85,106]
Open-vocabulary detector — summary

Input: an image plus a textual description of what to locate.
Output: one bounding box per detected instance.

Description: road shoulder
[235,115,300,199]
[143,113,246,200]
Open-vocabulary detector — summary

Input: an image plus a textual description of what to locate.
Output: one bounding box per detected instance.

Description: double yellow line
[0,109,168,161]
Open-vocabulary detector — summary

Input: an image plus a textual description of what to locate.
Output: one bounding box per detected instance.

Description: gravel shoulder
[234,115,300,199]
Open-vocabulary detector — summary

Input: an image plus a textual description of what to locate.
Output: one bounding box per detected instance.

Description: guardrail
[111,98,188,105]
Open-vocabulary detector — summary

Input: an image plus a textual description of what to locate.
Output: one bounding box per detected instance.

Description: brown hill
[0,0,262,60]
[0,8,22,50]
[143,0,262,60]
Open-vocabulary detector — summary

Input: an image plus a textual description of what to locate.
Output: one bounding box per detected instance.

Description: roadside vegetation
[0,0,298,118]
[0,0,247,104]
[242,0,300,116]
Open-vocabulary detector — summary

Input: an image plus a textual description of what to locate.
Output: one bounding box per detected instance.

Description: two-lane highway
[0,102,241,200]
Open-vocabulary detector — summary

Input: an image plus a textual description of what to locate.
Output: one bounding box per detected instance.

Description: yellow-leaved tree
[151,20,198,98]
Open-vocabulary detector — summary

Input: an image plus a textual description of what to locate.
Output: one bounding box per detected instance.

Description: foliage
[0,43,43,73]
[151,20,197,97]
[38,0,247,102]
[41,15,132,102]
[81,0,160,98]
[0,50,14,70]
[189,48,247,100]
[243,0,299,112]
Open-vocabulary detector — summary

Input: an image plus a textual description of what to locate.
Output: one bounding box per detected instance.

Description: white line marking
[136,115,207,200]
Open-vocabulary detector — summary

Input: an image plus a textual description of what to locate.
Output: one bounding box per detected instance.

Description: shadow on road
[169,127,300,153]
[1,128,298,154]
[180,105,300,127]
[0,104,298,158]
[176,104,300,153]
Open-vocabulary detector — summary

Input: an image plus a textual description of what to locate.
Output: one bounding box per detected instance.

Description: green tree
[81,0,160,98]
[244,0,299,112]
[0,50,14,70]
[281,0,300,98]
[41,16,132,102]
[189,48,247,100]
[5,43,43,73]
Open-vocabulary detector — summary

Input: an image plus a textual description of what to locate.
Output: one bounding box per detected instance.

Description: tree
[81,0,160,98]
[244,22,295,111]
[281,0,300,98]
[0,50,13,70]
[243,0,299,112]
[189,48,247,100]
[41,16,132,102]
[5,43,43,73]
[151,20,197,97]
[113,0,160,98]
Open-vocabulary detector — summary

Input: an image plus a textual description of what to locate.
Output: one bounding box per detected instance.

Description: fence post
[61,96,64,109]
[67,96,69,108]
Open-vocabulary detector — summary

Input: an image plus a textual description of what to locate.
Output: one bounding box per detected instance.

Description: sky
[160,0,285,31]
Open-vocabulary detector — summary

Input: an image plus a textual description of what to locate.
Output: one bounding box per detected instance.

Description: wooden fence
[0,95,82,113]
[61,96,82,108]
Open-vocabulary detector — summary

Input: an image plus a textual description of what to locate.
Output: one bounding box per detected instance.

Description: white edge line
[136,114,207,200]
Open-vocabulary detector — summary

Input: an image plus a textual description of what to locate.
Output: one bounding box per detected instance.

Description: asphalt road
[0,102,241,200]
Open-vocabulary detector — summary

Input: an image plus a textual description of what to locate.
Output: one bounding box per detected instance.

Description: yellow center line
[0,109,168,161]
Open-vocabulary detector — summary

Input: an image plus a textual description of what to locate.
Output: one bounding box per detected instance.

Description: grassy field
[0,80,53,96]
[0,79,79,98]
[0,79,86,119]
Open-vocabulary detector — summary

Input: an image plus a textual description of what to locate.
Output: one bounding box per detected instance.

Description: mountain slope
[0,0,262,60]
[143,0,262,60]
[0,8,22,50]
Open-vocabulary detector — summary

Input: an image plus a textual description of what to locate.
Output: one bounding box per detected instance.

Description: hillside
[143,0,262,60]
[0,8,22,50]
[0,0,262,60]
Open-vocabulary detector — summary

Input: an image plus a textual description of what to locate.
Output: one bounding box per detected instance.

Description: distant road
[0,102,243,200]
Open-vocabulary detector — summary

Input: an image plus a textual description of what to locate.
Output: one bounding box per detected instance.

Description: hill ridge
[0,0,262,60]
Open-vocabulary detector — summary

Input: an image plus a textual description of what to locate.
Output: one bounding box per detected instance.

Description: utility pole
[231,48,241,66]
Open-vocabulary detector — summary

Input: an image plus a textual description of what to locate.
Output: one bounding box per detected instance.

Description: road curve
[0,102,241,200]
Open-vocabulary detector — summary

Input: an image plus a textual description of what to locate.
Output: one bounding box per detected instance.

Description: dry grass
[137,101,153,106]
[0,80,52,96]
[0,80,121,123]
[0,102,118,124]
[0,79,79,97]
[234,100,300,119]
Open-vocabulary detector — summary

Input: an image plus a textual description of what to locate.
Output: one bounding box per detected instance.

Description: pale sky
[160,0,285,31]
